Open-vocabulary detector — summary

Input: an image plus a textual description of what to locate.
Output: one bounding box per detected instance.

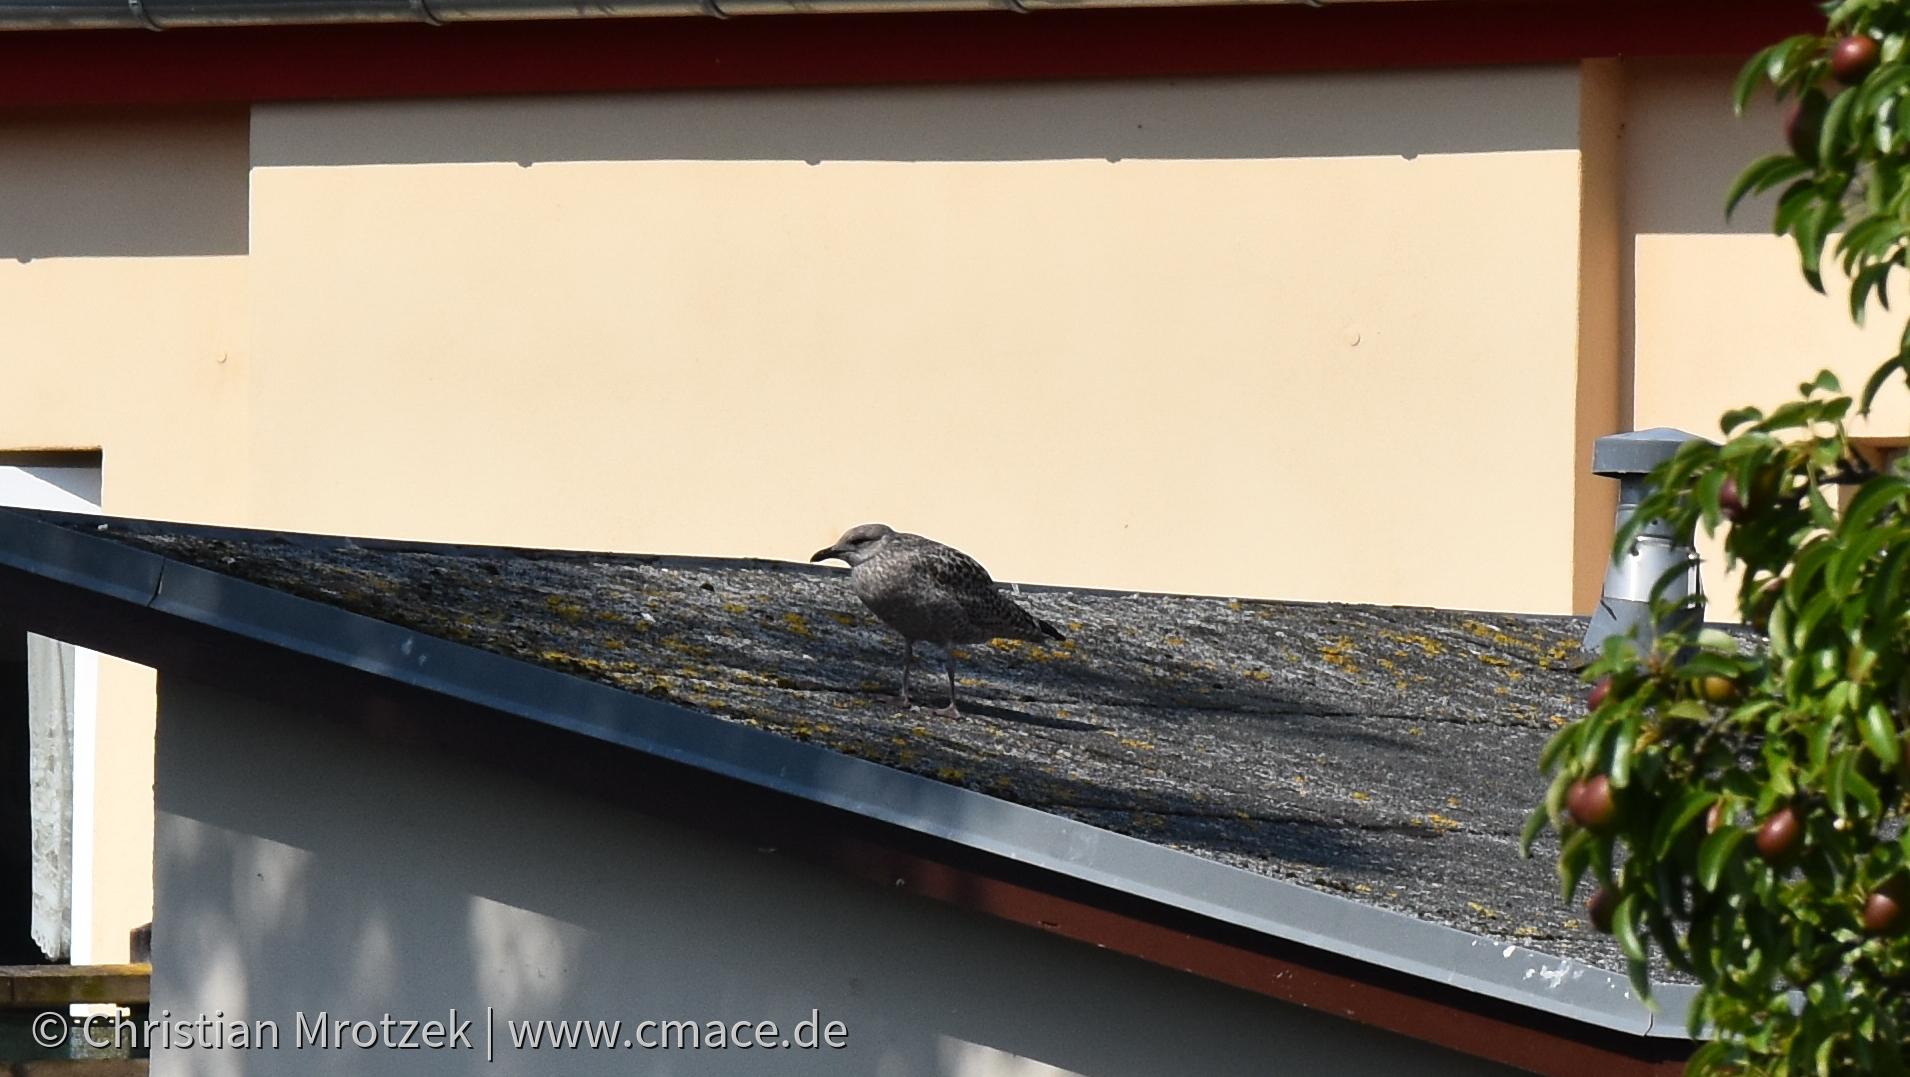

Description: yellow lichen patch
[1226,600,1242,611]
[936,767,966,781]
[1164,637,1186,646]
[1119,738,1154,750]
[1321,637,1359,672]
[1246,670,1271,680]
[1425,813,1462,832]
[1351,791,1370,801]
[1408,727,1424,736]
[1467,902,1500,919]
[723,602,749,614]
[543,595,587,623]
[829,611,856,626]
[1514,926,1538,937]
[1477,654,1510,667]
[1382,631,1445,657]
[782,612,810,636]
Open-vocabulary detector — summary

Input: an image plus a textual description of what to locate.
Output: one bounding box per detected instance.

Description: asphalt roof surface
[89,521,1630,972]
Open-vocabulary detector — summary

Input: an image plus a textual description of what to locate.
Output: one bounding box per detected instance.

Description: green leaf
[1609,711,1642,788]
[1861,700,1902,765]
[1654,791,1721,859]
[1861,355,1908,414]
[1699,826,1748,891]
[1626,956,1656,1011]
[1722,406,1766,432]
[1848,763,1883,819]
[1519,805,1548,858]
[1842,477,1910,531]
[1558,827,1595,903]
[1729,154,1815,218]
[1613,892,1649,963]
[1736,42,1787,113]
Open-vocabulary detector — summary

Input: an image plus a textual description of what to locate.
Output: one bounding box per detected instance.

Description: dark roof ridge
[22,508,1592,622]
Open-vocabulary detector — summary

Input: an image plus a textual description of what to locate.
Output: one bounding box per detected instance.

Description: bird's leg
[934,645,962,719]
[875,641,916,709]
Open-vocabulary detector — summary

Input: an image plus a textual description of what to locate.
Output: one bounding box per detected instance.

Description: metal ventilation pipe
[1582,427,1709,654]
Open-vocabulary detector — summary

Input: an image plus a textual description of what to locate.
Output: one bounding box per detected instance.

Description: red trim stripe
[0,0,1820,108]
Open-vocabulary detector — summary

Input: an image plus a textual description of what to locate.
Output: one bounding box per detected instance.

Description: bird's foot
[875,693,914,710]
[932,704,962,719]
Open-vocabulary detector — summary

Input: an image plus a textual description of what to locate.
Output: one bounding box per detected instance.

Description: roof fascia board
[3,0,1433,30]
[0,0,1821,109]
[0,508,1692,1051]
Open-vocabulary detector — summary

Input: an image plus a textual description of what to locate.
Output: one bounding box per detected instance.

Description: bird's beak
[810,547,841,564]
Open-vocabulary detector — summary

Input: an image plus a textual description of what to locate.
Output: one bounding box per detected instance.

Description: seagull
[810,524,1065,717]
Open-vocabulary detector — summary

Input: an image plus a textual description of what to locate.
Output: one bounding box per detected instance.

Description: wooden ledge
[0,967,149,1007]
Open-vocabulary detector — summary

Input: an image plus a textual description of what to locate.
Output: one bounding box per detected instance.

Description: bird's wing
[917,543,1051,641]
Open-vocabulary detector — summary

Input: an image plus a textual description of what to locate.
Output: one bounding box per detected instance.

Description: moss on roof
[98,523,1629,971]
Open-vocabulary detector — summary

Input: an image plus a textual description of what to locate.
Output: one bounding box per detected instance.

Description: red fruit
[1788,90,1829,163]
[1568,776,1618,832]
[1832,34,1881,85]
[1864,888,1903,934]
[1719,475,1745,522]
[1588,888,1618,933]
[1587,677,1610,710]
[1757,807,1802,863]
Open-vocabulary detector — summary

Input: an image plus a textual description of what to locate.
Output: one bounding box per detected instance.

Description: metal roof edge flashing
[0,507,1692,1041]
[0,509,163,607]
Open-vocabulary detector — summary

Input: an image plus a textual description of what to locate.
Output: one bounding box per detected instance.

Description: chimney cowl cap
[1592,427,1711,478]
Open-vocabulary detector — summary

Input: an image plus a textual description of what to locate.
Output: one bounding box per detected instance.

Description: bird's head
[810,523,895,567]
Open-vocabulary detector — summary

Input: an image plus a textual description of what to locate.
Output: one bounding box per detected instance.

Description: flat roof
[0,508,1694,1076]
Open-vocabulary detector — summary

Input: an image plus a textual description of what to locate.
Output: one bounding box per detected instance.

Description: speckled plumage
[811,524,1063,715]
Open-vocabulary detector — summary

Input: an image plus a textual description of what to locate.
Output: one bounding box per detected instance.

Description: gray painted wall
[153,676,1528,1077]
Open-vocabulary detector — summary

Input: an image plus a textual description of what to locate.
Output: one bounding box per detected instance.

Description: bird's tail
[1038,618,1066,642]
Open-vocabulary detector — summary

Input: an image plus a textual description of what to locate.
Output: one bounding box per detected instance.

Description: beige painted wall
[8,60,1851,969]
[246,69,1594,613]
[0,108,250,962]
[1623,58,1910,617]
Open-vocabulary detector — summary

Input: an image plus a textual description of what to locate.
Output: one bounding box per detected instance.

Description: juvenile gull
[811,524,1065,716]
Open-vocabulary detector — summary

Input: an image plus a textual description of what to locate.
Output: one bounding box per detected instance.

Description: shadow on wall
[251,67,1582,169]
[0,107,249,260]
[1623,56,1789,236]
[154,679,1523,1077]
